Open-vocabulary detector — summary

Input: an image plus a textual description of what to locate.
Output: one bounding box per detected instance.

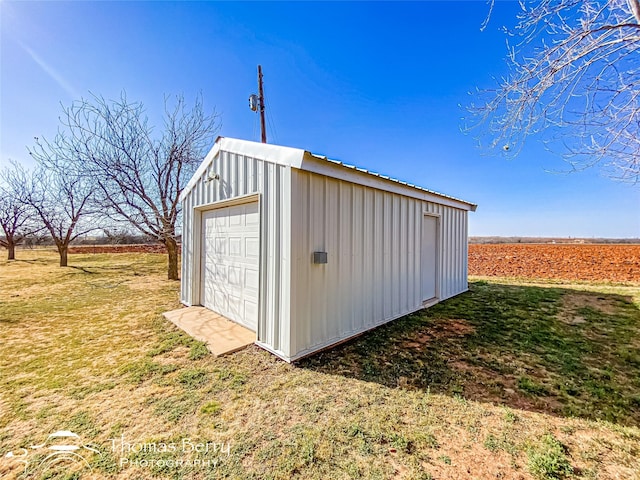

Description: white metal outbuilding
[180,137,476,362]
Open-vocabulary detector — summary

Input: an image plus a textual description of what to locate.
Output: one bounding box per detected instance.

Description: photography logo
[4,430,101,475]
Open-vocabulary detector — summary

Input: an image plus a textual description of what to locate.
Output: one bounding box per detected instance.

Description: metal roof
[182,137,477,211]
[306,152,477,211]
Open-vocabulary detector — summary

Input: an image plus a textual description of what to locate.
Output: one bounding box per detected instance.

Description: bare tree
[14,156,97,267]
[470,0,640,183]
[0,163,38,260]
[33,92,219,280]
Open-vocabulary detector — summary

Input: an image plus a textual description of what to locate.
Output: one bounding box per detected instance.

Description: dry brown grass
[0,250,639,479]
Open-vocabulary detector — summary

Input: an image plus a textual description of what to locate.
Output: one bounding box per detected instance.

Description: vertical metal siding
[290,170,469,360]
[182,149,469,362]
[180,149,291,358]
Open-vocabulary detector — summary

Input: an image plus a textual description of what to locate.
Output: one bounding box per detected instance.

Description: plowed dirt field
[469,244,640,283]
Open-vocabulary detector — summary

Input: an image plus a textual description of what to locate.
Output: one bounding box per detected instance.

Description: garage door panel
[244,203,259,224]
[245,214,259,226]
[229,210,243,227]
[244,268,259,291]
[229,237,242,256]
[215,215,226,227]
[213,264,226,282]
[213,290,227,312]
[228,266,241,286]
[201,202,259,331]
[214,237,226,255]
[245,238,259,258]
[203,217,215,233]
[228,294,241,317]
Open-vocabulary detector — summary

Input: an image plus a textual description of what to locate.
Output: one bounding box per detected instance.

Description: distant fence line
[67,244,182,254]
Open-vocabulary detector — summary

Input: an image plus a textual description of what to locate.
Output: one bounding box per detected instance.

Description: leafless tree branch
[5,156,98,266]
[35,92,220,279]
[469,0,640,184]
[0,162,42,260]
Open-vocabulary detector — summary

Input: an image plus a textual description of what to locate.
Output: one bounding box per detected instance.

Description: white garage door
[200,202,260,331]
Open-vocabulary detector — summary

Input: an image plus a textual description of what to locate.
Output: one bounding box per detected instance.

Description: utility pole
[257,65,267,143]
[249,65,267,143]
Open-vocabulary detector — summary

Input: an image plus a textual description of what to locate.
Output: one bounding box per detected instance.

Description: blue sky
[1,1,638,237]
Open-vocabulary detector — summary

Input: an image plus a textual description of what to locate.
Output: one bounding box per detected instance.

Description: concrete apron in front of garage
[163,307,256,356]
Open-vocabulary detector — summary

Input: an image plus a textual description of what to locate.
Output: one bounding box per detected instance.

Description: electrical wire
[265,96,278,144]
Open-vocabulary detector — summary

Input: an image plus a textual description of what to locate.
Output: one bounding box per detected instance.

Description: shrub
[527,434,574,480]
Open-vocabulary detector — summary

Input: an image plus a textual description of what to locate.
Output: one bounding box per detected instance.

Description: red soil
[469,244,640,283]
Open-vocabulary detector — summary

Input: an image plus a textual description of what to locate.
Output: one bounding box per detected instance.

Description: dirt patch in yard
[560,291,623,315]
[403,320,475,349]
[424,442,528,480]
[448,359,565,414]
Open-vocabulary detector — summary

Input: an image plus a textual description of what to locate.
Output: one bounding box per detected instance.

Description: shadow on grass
[299,281,640,427]
[65,260,161,277]
[68,265,100,274]
[9,258,53,265]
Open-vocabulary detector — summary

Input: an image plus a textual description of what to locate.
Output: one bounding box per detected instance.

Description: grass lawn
[1,250,639,479]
